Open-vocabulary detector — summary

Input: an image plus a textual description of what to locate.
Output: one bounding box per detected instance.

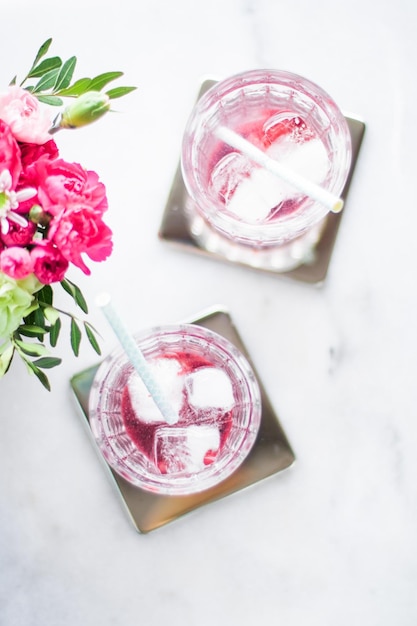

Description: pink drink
[181,70,352,270]
[89,324,262,495]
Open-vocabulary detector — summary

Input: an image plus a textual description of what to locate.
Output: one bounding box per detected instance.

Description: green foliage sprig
[0,279,102,391]
[10,37,136,106]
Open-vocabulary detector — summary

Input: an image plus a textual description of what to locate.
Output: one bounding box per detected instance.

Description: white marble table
[1,1,416,624]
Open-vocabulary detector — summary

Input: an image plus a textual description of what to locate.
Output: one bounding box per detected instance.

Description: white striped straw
[96,293,178,425]
[216,125,344,214]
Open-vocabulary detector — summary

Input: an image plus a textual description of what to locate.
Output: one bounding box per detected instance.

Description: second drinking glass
[181,69,352,271]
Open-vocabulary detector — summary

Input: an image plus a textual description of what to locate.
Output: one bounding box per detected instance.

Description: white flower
[0,169,36,235]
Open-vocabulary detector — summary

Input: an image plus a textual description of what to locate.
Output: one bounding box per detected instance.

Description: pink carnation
[31,241,69,284]
[0,246,34,279]
[0,219,36,247]
[0,86,54,144]
[18,139,59,188]
[14,139,59,215]
[47,204,113,274]
[35,159,108,217]
[0,119,21,186]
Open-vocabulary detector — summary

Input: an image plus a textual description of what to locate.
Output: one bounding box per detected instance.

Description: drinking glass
[89,323,262,495]
[181,69,352,270]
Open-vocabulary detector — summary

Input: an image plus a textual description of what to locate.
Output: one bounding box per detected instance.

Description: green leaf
[55,77,92,97]
[70,318,82,356]
[88,71,124,92]
[74,285,88,313]
[33,357,62,369]
[0,345,14,377]
[26,360,51,391]
[32,68,60,93]
[106,86,137,100]
[84,323,101,355]
[43,306,60,326]
[40,284,53,305]
[15,339,48,357]
[36,94,63,106]
[18,325,48,338]
[32,38,53,68]
[49,317,61,347]
[61,279,88,313]
[53,56,77,91]
[19,39,54,87]
[61,278,76,299]
[28,56,62,78]
[9,75,17,86]
[31,306,46,328]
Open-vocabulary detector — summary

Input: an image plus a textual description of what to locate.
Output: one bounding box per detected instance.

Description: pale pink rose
[47,204,113,275]
[0,246,34,279]
[31,241,69,284]
[0,119,21,186]
[0,86,54,144]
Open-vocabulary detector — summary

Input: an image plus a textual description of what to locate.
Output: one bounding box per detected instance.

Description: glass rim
[181,68,352,245]
[88,323,262,495]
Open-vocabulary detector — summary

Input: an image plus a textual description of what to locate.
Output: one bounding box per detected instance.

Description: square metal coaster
[158,79,366,285]
[70,307,295,533]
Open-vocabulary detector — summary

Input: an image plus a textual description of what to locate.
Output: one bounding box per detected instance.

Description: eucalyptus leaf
[26,360,51,391]
[60,278,76,299]
[84,323,101,355]
[70,319,82,356]
[54,56,77,91]
[33,357,62,369]
[18,325,48,338]
[49,318,61,347]
[32,38,53,68]
[61,279,88,313]
[106,86,137,100]
[43,306,60,326]
[15,339,48,357]
[31,307,46,327]
[88,71,124,91]
[32,68,60,93]
[0,345,14,377]
[36,94,63,106]
[73,284,88,313]
[28,56,62,78]
[38,284,53,306]
[55,78,92,97]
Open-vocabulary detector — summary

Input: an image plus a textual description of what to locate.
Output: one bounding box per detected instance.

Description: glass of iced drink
[181,69,352,270]
[88,324,262,495]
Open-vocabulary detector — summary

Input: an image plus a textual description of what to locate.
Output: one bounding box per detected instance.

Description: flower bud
[60,91,111,129]
[29,204,51,226]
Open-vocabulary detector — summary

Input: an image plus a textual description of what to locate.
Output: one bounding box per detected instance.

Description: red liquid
[120,350,234,473]
[208,111,316,220]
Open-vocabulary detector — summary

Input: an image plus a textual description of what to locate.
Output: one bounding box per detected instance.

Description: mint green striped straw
[95,293,178,425]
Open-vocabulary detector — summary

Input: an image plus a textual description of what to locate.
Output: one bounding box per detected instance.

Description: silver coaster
[158,79,366,285]
[70,307,295,533]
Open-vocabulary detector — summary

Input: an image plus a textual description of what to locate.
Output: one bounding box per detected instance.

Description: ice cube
[226,135,330,223]
[266,136,329,186]
[185,367,235,411]
[154,424,220,474]
[209,151,253,204]
[226,167,289,223]
[127,358,183,424]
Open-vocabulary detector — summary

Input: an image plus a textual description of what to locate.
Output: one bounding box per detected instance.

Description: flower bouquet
[0,39,135,389]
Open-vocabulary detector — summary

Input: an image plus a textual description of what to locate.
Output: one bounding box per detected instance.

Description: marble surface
[1,1,417,624]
